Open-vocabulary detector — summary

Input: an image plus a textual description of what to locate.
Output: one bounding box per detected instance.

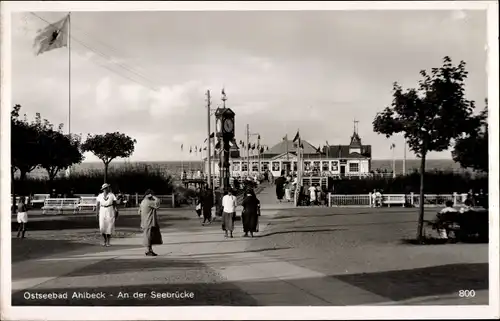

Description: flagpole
[67,12,72,177]
[68,12,71,136]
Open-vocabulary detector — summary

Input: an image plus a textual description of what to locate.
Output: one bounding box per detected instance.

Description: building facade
[205,129,372,179]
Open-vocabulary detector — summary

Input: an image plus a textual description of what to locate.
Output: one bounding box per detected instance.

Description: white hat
[101,183,110,190]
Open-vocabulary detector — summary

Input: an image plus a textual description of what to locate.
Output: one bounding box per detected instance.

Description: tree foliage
[372,56,480,241]
[11,104,42,180]
[452,101,488,172]
[81,132,137,182]
[39,127,84,181]
[373,57,478,156]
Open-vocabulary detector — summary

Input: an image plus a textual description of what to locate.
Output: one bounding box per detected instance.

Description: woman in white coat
[96,183,118,246]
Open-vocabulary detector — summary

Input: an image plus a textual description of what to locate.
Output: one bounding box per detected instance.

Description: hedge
[328,171,488,194]
[12,164,174,196]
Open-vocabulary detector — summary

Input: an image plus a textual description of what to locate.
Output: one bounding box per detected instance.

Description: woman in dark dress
[275,175,286,202]
[201,188,214,225]
[241,188,260,237]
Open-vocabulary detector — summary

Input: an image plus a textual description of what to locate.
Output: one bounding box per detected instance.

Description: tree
[39,126,84,184]
[373,56,479,241]
[81,132,137,183]
[452,101,488,172]
[11,105,42,180]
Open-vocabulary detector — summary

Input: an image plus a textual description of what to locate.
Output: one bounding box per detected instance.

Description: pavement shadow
[11,238,135,264]
[258,228,348,238]
[11,263,489,306]
[401,237,489,245]
[11,215,182,231]
[334,263,489,302]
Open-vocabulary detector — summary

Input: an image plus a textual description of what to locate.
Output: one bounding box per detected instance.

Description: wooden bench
[77,197,98,212]
[382,194,406,207]
[30,194,50,208]
[42,198,80,215]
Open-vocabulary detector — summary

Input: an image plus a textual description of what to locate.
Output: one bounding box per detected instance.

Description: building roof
[323,145,372,159]
[263,139,318,156]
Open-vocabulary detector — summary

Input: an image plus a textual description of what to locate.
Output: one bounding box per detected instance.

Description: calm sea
[20,159,470,179]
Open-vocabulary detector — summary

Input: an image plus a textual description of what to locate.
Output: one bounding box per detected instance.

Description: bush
[13,164,174,196]
[330,171,487,194]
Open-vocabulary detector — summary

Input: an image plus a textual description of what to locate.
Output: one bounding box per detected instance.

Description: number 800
[459,290,476,298]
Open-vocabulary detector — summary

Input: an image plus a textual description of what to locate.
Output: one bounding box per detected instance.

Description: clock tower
[213,90,236,217]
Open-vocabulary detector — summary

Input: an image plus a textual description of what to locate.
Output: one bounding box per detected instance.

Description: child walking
[16,196,28,238]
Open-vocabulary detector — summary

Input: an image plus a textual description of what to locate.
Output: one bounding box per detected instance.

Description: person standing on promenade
[16,196,29,238]
[285,179,292,202]
[275,174,286,203]
[308,184,317,206]
[242,188,260,237]
[201,188,214,225]
[96,183,118,247]
[139,189,162,256]
[221,189,237,238]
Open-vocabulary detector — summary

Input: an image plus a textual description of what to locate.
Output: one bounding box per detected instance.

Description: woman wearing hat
[96,183,118,246]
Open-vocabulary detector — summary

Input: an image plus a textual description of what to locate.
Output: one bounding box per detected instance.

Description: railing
[326,193,469,208]
[133,194,176,208]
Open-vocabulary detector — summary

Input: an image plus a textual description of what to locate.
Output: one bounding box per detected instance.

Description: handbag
[150,226,163,245]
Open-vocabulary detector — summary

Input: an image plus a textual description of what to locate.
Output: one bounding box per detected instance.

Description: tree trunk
[104,162,108,183]
[417,149,427,241]
[11,167,16,214]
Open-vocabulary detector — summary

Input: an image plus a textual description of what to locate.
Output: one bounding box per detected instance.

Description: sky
[10,9,488,162]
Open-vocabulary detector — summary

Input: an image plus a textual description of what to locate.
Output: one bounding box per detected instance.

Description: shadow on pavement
[258,228,348,238]
[11,238,136,264]
[334,263,488,302]
[11,215,185,231]
[12,262,488,306]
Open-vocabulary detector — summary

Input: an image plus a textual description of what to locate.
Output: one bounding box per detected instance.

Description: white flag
[33,15,69,56]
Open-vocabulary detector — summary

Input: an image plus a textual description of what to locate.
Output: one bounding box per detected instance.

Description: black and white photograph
[1,1,498,320]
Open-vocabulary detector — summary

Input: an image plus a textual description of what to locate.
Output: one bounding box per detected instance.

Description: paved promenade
[10,185,488,306]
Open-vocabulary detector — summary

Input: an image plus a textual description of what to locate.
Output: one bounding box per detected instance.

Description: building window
[304,161,311,171]
[293,161,297,171]
[233,162,240,171]
[242,162,248,172]
[350,148,361,154]
[252,162,258,172]
[262,162,269,171]
[313,161,320,170]
[272,162,280,171]
[322,161,329,171]
[331,161,339,171]
[349,162,359,172]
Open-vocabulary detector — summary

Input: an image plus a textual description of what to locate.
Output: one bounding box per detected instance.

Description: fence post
[135,193,139,206]
[410,192,414,206]
[172,193,175,208]
[328,193,331,207]
[368,192,372,207]
[452,192,457,207]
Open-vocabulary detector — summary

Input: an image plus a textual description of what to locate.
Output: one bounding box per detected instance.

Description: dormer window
[350,148,361,154]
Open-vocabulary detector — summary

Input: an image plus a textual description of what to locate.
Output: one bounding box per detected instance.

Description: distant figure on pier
[275,174,286,203]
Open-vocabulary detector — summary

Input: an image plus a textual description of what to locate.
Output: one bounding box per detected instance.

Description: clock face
[223,119,234,132]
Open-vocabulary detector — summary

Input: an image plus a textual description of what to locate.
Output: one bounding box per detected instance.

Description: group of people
[196,187,261,238]
[97,183,163,256]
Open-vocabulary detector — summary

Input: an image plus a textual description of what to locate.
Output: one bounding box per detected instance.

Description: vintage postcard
[1,1,498,320]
